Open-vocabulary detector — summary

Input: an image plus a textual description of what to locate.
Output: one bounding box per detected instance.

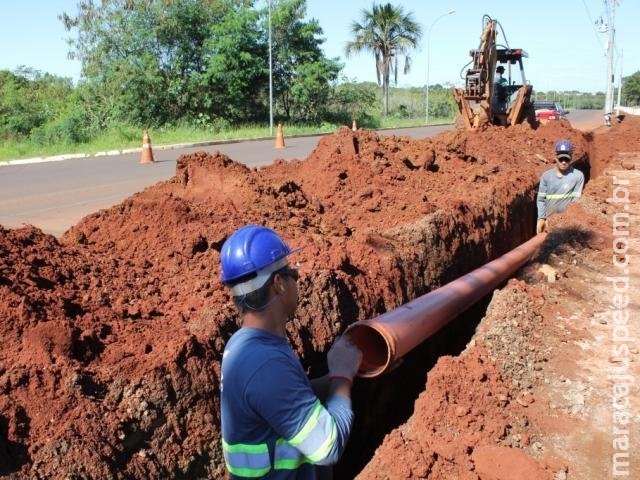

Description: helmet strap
[230,257,288,296]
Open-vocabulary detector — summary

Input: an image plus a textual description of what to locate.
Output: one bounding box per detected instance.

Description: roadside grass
[0,116,450,163]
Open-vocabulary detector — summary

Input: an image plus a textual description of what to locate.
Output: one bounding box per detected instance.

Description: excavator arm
[453,15,534,130]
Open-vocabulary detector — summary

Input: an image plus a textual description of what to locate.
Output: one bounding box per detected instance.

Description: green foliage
[61,0,229,126]
[268,0,341,124]
[57,0,343,128]
[426,85,457,121]
[0,1,618,160]
[0,68,75,140]
[289,62,334,123]
[344,3,422,116]
[30,103,92,146]
[202,5,266,123]
[0,71,37,139]
[328,82,378,126]
[622,71,640,106]
[532,90,606,110]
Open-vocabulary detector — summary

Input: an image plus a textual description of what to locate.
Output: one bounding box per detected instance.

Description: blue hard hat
[220,225,298,294]
[554,139,574,154]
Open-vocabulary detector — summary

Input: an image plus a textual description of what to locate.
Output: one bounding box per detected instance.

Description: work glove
[327,335,362,382]
[536,218,546,234]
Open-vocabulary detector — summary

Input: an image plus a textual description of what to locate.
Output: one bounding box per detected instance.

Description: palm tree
[344,3,422,116]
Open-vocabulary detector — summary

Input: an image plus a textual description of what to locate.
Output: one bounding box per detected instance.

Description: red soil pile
[1,115,638,478]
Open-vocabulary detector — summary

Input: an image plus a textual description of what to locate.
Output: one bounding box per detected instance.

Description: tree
[344,3,422,116]
[328,82,378,127]
[268,0,342,123]
[59,0,338,128]
[201,5,267,124]
[622,71,640,106]
[0,68,75,141]
[60,0,236,126]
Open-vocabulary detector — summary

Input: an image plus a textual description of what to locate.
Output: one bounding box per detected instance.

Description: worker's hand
[327,335,362,382]
[536,218,547,234]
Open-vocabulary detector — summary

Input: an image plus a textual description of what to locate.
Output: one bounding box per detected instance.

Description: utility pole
[616,49,623,116]
[602,0,617,125]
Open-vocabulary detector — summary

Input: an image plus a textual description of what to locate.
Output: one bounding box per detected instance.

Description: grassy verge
[0,116,452,163]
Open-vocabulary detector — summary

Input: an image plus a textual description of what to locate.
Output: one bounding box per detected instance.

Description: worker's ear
[274,277,285,294]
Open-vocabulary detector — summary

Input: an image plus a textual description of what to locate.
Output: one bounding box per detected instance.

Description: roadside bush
[30,108,92,146]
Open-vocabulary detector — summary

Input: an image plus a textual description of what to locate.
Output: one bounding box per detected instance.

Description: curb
[0,138,254,167]
[0,125,446,167]
[0,132,333,167]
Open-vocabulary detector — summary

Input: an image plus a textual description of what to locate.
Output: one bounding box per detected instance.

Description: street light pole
[425,9,455,126]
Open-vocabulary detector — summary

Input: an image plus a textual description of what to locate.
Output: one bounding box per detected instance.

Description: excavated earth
[1,115,639,479]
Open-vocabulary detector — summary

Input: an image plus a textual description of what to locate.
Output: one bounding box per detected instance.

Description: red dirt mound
[1,116,638,478]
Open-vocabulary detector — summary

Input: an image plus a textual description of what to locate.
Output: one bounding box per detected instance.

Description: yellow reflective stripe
[289,400,323,447]
[273,438,308,470]
[226,465,271,478]
[224,399,340,475]
[544,192,580,199]
[274,458,308,470]
[222,439,271,477]
[306,420,337,462]
[284,399,337,463]
[223,440,269,454]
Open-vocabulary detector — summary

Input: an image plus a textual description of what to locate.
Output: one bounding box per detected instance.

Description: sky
[0,0,636,94]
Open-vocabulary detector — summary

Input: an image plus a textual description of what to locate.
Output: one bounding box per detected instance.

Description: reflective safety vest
[222,399,337,477]
[536,166,584,219]
[220,328,354,479]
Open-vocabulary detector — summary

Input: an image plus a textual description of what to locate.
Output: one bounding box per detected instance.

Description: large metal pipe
[346,233,547,378]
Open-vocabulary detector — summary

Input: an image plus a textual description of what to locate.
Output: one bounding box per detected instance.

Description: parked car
[533,101,569,123]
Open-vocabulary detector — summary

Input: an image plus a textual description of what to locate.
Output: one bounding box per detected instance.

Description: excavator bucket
[507,84,534,126]
[453,88,490,130]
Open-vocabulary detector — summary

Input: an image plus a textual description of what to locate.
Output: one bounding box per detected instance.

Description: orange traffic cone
[352,120,357,131]
[140,130,155,164]
[275,123,285,149]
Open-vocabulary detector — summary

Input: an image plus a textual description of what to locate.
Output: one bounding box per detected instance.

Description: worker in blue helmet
[536,139,585,234]
[219,224,362,479]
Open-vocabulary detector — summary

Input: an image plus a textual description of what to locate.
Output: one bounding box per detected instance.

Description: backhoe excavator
[452,15,535,130]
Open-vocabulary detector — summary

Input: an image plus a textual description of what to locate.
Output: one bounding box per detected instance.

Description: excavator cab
[453,16,534,130]
[491,48,532,126]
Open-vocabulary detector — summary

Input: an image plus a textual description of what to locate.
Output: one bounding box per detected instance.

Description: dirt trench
[1,116,638,479]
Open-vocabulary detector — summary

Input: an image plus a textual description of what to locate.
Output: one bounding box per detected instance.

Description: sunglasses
[556,157,571,164]
[277,266,299,281]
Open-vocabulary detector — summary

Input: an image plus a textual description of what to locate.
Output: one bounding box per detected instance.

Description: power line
[580,0,607,55]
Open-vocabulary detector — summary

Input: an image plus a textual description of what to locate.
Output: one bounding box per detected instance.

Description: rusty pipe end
[345,322,394,378]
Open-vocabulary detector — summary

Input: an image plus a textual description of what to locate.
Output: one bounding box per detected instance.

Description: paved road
[0,111,603,238]
[0,125,451,237]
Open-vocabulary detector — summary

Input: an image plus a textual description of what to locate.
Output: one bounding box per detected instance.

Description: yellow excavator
[453,15,535,130]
